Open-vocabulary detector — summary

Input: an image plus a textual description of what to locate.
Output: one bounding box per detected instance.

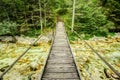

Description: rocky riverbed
[0,40,50,80]
[71,33,120,80]
[0,33,120,80]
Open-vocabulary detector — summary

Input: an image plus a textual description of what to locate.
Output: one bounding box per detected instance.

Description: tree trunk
[39,0,43,33]
[44,9,47,27]
[44,0,47,27]
[72,0,76,32]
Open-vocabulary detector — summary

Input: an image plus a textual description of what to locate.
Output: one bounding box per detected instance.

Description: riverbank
[71,33,120,80]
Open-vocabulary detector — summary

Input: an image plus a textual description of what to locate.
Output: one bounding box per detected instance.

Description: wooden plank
[41,22,80,80]
[52,44,68,47]
[50,54,72,58]
[45,67,76,73]
[52,47,70,50]
[48,59,73,64]
[50,54,71,57]
[50,52,71,55]
[49,55,72,59]
[50,51,71,54]
[48,59,73,63]
[46,63,75,68]
[54,38,66,40]
[51,49,70,52]
[52,45,69,47]
[53,42,68,45]
[42,78,79,80]
[50,52,72,55]
[54,38,67,41]
[55,36,66,39]
[43,73,79,79]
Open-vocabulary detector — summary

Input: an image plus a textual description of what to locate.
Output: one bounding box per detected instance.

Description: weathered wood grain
[41,22,80,80]
[45,67,76,73]
[42,78,79,80]
[43,73,79,78]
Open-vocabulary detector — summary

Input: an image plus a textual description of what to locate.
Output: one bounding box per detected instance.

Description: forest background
[0,0,120,40]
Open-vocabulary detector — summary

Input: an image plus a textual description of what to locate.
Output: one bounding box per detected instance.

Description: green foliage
[0,0,59,36]
[100,0,120,28]
[24,29,41,37]
[0,0,119,38]
[72,0,115,38]
[64,0,118,40]
[0,21,18,35]
[83,34,93,40]
[68,32,76,41]
[57,8,68,16]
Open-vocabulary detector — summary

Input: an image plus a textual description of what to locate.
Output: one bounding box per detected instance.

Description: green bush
[83,34,93,40]
[57,8,68,15]
[68,32,76,41]
[0,21,18,35]
[74,0,115,38]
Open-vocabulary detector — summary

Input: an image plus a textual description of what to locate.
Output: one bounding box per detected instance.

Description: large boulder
[0,36,14,42]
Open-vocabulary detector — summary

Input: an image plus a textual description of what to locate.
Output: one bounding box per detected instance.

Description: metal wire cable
[73,30,120,78]
[0,35,42,80]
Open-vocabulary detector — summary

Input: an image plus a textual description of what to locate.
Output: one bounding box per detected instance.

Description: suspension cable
[66,26,120,78]
[72,30,120,78]
[0,35,42,80]
[0,1,44,80]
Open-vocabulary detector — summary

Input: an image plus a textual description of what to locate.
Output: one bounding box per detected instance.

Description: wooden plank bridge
[41,22,81,80]
[0,22,120,80]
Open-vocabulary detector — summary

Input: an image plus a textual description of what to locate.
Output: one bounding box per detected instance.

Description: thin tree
[43,0,47,27]
[39,0,43,33]
[72,0,76,32]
